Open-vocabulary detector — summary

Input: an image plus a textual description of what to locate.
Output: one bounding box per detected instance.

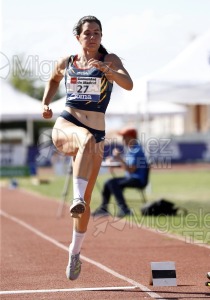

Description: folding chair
[135,164,150,203]
[124,164,150,203]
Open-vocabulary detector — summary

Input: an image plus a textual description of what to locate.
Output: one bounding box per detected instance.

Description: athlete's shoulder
[104,53,123,68]
[104,53,121,61]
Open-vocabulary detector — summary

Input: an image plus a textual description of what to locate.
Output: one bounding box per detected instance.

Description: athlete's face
[77,22,102,51]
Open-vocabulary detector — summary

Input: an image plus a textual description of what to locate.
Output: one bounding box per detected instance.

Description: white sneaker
[66,252,82,280]
[70,198,86,218]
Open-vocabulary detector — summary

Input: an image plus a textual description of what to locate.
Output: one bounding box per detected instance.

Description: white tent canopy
[143,29,210,104]
[106,84,186,117]
[0,80,42,121]
[104,30,210,119]
[0,80,44,145]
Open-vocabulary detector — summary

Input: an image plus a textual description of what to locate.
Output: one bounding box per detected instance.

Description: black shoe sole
[70,203,86,214]
[70,203,86,218]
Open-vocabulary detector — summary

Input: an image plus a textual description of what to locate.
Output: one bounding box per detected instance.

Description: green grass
[3,167,210,244]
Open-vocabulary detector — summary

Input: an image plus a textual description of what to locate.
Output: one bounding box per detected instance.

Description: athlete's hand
[42,105,53,119]
[88,58,110,73]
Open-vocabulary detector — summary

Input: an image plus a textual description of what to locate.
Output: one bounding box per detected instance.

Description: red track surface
[1,186,210,300]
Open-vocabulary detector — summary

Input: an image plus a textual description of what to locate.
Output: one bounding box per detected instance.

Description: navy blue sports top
[64,55,113,114]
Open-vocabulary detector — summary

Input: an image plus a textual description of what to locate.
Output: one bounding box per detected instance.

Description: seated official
[92,127,148,218]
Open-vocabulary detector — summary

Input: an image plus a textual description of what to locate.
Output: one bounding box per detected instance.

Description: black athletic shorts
[60,110,105,143]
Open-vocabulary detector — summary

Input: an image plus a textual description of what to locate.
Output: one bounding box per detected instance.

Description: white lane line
[0,210,166,299]
[0,286,138,295]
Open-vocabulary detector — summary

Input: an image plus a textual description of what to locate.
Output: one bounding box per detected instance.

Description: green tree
[9,54,64,100]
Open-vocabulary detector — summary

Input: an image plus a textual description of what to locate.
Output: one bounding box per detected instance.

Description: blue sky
[2,0,210,81]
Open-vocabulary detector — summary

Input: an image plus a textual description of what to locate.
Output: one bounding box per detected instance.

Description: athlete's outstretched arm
[42,56,68,119]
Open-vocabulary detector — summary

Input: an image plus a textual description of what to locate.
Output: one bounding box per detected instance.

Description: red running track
[1,187,210,300]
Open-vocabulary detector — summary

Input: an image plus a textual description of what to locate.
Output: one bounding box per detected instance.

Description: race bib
[66,76,101,102]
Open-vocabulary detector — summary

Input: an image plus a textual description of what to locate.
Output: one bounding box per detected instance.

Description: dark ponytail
[73,16,109,54]
[98,44,108,55]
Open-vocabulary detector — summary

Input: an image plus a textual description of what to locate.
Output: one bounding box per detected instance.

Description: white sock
[73,177,88,200]
[69,230,86,255]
